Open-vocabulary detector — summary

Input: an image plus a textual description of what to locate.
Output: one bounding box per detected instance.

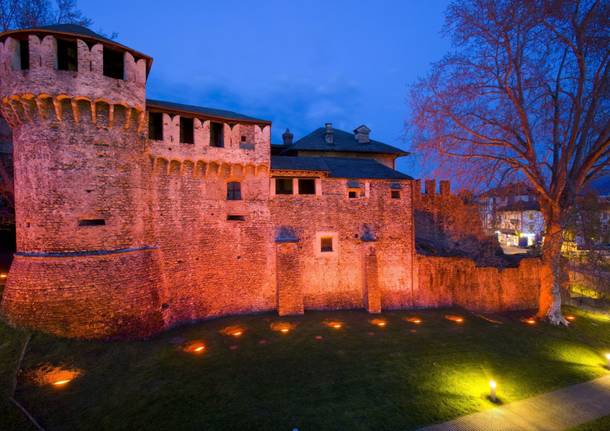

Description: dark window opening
[180,117,194,144]
[210,122,224,147]
[275,178,293,195]
[321,237,333,252]
[348,191,357,198]
[241,135,247,142]
[79,219,106,226]
[57,39,77,71]
[103,47,124,79]
[148,112,163,140]
[19,39,29,70]
[227,215,245,221]
[391,190,401,199]
[298,178,316,195]
[227,182,242,200]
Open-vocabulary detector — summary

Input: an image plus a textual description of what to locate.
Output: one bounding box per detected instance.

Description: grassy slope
[1,306,609,431]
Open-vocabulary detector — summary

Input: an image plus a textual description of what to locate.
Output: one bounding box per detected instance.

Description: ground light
[52,379,71,387]
[403,316,422,324]
[489,379,497,402]
[370,318,387,328]
[0,273,7,279]
[324,320,343,329]
[221,325,245,337]
[270,322,296,334]
[522,317,536,325]
[445,315,464,324]
[566,315,576,321]
[183,341,206,354]
[605,353,610,369]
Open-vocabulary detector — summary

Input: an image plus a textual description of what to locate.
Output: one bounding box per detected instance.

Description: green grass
[568,415,610,431]
[1,306,609,431]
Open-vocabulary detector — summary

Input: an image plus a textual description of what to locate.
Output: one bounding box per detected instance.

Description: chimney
[425,179,436,197]
[282,128,293,146]
[440,180,450,196]
[324,123,334,145]
[354,125,371,144]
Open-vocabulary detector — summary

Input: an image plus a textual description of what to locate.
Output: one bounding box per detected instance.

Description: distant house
[478,183,543,247]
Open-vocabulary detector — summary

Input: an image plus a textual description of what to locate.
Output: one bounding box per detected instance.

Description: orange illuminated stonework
[0,25,542,340]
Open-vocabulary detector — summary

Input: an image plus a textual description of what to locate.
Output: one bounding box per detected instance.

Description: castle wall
[416,255,540,311]
[270,178,416,312]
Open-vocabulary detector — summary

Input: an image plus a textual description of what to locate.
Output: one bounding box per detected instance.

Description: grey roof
[271,156,413,180]
[34,24,114,43]
[285,127,408,156]
[146,99,271,125]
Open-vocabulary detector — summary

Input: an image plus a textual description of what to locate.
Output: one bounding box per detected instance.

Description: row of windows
[149,112,226,146]
[274,177,401,199]
[17,38,126,79]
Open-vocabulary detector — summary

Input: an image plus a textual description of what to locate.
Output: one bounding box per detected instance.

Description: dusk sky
[80,0,451,178]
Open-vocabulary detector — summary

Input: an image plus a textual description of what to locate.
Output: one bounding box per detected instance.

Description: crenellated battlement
[1,93,145,132]
[0,31,149,108]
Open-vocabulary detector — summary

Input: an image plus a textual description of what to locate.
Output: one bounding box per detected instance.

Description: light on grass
[0,273,7,279]
[324,320,343,330]
[270,322,296,334]
[445,315,464,324]
[52,379,71,387]
[489,379,497,402]
[522,317,536,325]
[183,341,206,354]
[221,325,246,338]
[566,315,576,321]
[370,318,387,328]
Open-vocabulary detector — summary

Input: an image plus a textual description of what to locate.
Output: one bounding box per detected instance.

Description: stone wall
[415,255,541,312]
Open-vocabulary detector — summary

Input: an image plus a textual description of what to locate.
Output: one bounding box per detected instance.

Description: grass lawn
[0,306,609,431]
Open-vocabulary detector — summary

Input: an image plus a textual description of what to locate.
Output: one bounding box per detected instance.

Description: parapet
[0,25,151,107]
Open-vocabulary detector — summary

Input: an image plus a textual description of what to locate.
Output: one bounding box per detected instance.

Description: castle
[0,25,540,339]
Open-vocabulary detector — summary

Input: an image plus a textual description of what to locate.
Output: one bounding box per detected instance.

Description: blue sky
[80,0,451,178]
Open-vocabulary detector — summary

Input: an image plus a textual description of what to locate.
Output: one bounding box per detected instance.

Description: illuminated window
[210,122,224,147]
[148,112,163,140]
[391,190,400,199]
[275,178,293,195]
[180,117,194,144]
[320,237,333,252]
[57,39,77,71]
[298,178,316,195]
[227,182,241,200]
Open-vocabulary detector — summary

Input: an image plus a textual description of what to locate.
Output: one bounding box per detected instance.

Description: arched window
[227,182,241,200]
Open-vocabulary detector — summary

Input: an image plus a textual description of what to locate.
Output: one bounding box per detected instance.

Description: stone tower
[0,25,164,338]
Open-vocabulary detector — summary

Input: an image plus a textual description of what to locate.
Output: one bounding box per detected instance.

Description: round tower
[0,25,163,338]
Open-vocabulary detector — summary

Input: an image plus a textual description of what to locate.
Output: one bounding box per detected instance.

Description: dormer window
[148,112,163,141]
[19,39,29,70]
[210,122,224,147]
[180,117,194,144]
[103,47,124,79]
[57,39,77,71]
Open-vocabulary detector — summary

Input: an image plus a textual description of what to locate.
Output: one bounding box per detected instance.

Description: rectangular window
[210,122,224,147]
[227,215,245,221]
[78,219,105,226]
[57,39,77,71]
[348,191,357,198]
[148,112,163,141]
[391,190,400,199]
[227,182,241,200]
[298,178,316,195]
[275,178,293,195]
[19,39,29,70]
[103,47,124,79]
[320,237,333,252]
[180,117,194,144]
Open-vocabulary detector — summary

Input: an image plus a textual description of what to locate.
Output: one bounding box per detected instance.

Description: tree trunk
[537,213,569,325]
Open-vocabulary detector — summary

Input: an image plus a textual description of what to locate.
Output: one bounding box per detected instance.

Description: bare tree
[0,0,91,32]
[409,0,609,325]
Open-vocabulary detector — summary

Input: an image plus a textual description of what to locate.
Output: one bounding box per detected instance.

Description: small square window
[298,178,316,195]
[241,135,247,142]
[320,237,333,252]
[391,190,400,199]
[348,191,357,199]
[275,178,293,195]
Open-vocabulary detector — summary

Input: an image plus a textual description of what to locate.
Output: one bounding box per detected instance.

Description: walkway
[419,375,610,431]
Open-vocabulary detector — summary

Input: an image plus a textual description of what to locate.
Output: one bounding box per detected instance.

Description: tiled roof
[285,127,408,156]
[271,156,413,180]
[146,99,271,125]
